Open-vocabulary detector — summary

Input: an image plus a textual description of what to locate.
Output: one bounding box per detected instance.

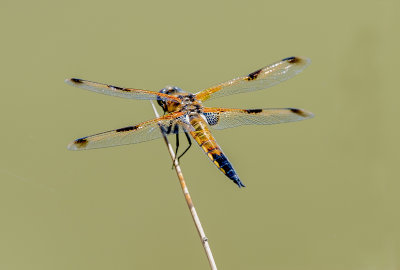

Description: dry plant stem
[150,101,217,270]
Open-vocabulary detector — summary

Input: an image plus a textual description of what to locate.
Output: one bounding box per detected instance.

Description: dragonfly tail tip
[235,180,246,188]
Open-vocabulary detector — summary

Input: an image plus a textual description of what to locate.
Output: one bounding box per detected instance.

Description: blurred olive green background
[1,0,399,269]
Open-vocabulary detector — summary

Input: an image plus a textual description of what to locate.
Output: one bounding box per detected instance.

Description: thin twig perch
[150,101,217,270]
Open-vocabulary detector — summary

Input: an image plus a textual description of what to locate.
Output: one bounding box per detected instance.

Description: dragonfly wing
[65,78,180,102]
[203,107,314,130]
[68,112,187,150]
[195,57,310,102]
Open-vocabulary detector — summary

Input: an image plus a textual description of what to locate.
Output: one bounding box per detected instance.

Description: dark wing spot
[290,108,308,117]
[116,125,137,132]
[245,109,263,114]
[247,68,263,81]
[74,138,88,148]
[282,56,300,64]
[71,78,83,84]
[108,85,124,90]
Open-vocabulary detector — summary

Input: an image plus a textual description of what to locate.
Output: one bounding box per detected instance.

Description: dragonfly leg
[177,130,192,163]
[171,129,192,168]
[160,122,173,135]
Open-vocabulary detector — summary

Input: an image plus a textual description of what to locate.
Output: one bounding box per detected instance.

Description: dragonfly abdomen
[190,117,245,187]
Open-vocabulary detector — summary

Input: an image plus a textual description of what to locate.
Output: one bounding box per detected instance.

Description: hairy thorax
[157,86,204,116]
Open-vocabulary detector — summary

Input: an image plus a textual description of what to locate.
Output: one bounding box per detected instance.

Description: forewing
[195,57,310,102]
[68,112,187,150]
[65,78,180,102]
[203,107,314,130]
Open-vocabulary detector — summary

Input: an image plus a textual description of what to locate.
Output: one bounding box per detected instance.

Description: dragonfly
[66,56,313,188]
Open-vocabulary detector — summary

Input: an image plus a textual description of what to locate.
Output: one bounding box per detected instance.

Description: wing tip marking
[282,56,311,66]
[282,56,299,63]
[68,78,83,84]
[289,108,314,118]
[68,137,88,150]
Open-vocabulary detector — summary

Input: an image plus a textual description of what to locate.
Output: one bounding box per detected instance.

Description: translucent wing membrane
[203,107,314,130]
[65,78,180,102]
[195,57,310,102]
[68,112,187,150]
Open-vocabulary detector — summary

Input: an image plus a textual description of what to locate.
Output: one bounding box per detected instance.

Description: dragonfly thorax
[180,97,203,115]
[157,86,202,114]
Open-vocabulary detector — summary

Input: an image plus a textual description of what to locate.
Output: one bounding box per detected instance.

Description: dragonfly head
[159,86,184,95]
[157,86,184,112]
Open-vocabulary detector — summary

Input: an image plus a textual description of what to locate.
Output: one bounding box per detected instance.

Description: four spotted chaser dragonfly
[66,56,313,188]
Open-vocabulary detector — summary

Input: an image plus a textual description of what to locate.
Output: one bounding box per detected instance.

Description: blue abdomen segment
[211,152,245,188]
